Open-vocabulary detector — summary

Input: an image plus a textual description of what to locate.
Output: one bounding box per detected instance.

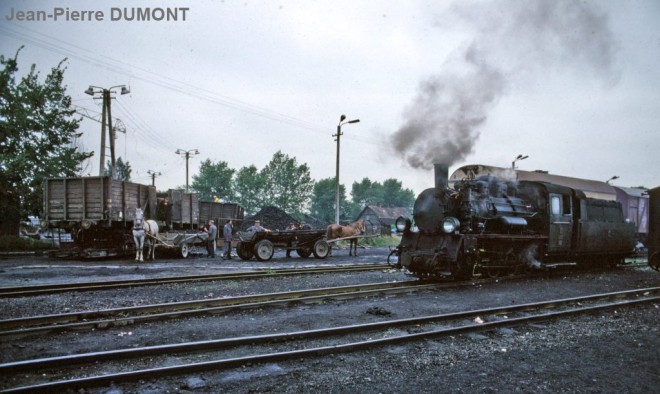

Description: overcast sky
[1,0,659,197]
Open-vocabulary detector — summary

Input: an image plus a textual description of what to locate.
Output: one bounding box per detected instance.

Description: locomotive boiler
[394,164,636,279]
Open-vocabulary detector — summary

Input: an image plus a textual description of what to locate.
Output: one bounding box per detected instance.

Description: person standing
[285,222,296,258]
[206,220,217,258]
[223,219,233,259]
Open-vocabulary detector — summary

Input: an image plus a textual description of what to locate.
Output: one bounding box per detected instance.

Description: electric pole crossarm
[74,106,127,134]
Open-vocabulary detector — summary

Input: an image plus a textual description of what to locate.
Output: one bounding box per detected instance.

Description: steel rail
[0,280,439,336]
[0,264,392,298]
[2,287,657,393]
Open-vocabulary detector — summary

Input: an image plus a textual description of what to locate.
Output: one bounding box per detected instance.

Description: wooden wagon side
[43,176,156,227]
[42,176,156,258]
[199,201,245,228]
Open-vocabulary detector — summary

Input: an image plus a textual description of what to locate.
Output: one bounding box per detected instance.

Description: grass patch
[363,235,401,247]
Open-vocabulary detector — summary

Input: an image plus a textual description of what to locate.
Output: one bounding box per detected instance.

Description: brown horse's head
[353,219,365,235]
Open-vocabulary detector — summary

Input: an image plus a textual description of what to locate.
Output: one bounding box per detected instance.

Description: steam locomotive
[394,165,636,279]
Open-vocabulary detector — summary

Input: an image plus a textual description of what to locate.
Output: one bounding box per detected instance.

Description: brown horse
[326,219,365,256]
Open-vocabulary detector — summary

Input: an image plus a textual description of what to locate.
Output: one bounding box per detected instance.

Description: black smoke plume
[390,0,619,170]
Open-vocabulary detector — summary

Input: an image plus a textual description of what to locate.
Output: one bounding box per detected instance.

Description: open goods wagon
[155,191,245,258]
[199,200,244,229]
[235,229,329,261]
[42,177,246,259]
[42,176,156,258]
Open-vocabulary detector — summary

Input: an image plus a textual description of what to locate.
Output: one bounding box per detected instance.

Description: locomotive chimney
[434,163,449,189]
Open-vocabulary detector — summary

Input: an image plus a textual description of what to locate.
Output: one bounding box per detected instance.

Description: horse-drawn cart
[235,229,329,261]
[150,230,209,258]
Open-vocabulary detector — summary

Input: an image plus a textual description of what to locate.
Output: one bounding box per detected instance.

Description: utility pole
[85,85,130,177]
[175,149,199,192]
[147,170,162,186]
[333,115,360,224]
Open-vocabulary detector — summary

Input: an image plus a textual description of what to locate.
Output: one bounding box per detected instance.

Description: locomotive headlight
[442,217,460,233]
[395,216,412,233]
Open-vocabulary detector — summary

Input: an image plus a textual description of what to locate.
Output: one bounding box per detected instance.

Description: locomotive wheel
[650,252,660,272]
[236,242,254,260]
[483,265,502,278]
[313,240,329,259]
[181,243,189,259]
[296,248,312,258]
[254,239,274,261]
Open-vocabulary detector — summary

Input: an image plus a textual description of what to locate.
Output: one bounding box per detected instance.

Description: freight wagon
[42,176,156,258]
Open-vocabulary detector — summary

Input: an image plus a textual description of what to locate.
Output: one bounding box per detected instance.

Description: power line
[0,24,330,135]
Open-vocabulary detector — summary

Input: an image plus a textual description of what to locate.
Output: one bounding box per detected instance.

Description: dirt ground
[0,247,658,393]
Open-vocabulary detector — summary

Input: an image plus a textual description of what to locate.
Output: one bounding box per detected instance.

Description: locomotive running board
[539,262,577,269]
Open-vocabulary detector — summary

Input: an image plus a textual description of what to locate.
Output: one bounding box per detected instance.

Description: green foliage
[260,151,314,216]
[233,165,265,215]
[351,178,384,206]
[381,178,415,208]
[0,47,92,235]
[104,157,132,181]
[310,177,349,224]
[191,159,235,201]
[345,177,415,218]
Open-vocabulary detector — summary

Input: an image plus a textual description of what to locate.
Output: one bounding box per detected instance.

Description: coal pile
[239,206,330,231]
[240,206,297,231]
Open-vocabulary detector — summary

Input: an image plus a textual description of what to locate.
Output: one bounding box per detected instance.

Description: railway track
[0,279,444,337]
[0,263,393,298]
[2,287,657,393]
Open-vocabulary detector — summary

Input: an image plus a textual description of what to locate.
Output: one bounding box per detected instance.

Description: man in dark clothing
[223,219,233,259]
[157,197,173,231]
[285,222,296,258]
[205,220,217,258]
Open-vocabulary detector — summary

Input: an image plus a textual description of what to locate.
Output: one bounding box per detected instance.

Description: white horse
[133,207,159,261]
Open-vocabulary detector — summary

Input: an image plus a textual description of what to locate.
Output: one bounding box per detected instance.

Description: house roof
[357,205,411,225]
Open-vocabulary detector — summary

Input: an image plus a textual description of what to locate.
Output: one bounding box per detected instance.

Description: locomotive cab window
[551,195,572,216]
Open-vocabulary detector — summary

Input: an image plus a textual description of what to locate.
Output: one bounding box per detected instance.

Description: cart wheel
[181,243,189,259]
[254,239,274,261]
[313,240,329,259]
[236,241,254,260]
[296,248,312,258]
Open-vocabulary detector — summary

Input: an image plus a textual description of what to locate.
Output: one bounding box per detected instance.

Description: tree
[347,177,415,219]
[309,178,346,223]
[190,159,235,201]
[260,151,314,215]
[351,178,384,207]
[0,48,92,235]
[233,165,265,215]
[381,178,415,208]
[103,157,132,181]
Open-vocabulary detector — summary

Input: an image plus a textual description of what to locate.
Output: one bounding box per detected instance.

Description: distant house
[355,205,411,236]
